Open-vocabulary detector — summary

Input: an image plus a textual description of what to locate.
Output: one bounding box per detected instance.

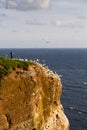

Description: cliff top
[0,56,36,77]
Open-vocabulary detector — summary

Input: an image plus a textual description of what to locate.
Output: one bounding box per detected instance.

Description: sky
[0,0,87,48]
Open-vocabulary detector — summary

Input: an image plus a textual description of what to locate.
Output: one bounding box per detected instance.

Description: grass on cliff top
[0,56,36,76]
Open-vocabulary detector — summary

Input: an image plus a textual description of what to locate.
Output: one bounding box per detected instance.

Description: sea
[0,48,87,130]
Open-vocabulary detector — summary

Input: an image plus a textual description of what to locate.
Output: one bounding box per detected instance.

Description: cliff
[0,57,69,130]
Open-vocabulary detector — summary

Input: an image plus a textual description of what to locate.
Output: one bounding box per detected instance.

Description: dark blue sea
[0,48,87,130]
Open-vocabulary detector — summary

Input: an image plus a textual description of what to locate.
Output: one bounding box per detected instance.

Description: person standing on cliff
[10,52,13,59]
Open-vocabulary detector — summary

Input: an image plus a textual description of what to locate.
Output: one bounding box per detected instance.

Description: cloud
[25,19,48,25]
[62,22,84,29]
[53,20,62,27]
[0,13,7,17]
[53,20,84,29]
[27,0,50,9]
[57,1,83,8]
[77,16,87,20]
[0,0,6,8]
[7,0,50,9]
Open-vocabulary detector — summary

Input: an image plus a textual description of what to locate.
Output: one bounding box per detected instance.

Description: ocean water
[0,48,87,130]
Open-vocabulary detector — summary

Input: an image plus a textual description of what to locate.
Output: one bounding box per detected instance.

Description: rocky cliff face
[0,57,69,130]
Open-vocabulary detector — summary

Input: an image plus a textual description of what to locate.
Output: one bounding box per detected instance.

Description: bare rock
[0,115,9,130]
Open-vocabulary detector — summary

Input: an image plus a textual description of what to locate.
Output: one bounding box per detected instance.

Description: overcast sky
[0,0,87,48]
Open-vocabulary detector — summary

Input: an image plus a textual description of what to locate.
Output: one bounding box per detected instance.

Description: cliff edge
[0,57,69,130]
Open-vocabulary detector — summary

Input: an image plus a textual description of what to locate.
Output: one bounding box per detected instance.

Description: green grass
[0,56,35,76]
[0,68,8,75]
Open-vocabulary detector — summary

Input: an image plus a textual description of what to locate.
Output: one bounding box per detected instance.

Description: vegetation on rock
[0,56,35,77]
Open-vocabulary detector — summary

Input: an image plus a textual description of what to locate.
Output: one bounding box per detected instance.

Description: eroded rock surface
[0,60,69,130]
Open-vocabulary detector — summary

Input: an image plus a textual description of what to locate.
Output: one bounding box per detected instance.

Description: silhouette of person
[10,52,13,59]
